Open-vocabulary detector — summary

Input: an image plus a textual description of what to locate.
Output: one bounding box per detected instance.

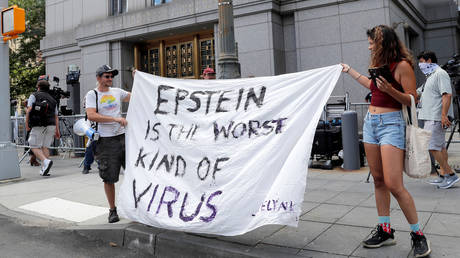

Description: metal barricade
[57,114,86,158]
[10,114,86,161]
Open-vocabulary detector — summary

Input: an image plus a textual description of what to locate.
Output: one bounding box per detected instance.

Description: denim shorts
[363,111,406,150]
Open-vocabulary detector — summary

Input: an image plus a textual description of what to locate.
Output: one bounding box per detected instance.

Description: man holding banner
[85,65,131,223]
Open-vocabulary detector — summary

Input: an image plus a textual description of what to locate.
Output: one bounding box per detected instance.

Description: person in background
[341,25,431,257]
[82,96,96,175]
[417,50,459,189]
[22,99,40,166]
[25,79,60,176]
[202,67,216,80]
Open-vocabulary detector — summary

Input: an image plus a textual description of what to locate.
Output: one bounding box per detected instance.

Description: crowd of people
[21,23,460,258]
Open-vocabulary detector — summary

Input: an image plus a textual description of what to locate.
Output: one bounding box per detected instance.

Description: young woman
[341,25,431,257]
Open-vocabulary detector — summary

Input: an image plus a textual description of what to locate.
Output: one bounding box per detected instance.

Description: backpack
[29,92,56,127]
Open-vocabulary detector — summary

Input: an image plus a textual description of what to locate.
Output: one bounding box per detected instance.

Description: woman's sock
[410,223,423,235]
[378,216,391,233]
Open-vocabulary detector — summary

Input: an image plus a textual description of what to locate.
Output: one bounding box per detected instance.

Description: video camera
[442,54,460,94]
[441,54,460,121]
[442,54,460,78]
[47,76,71,103]
[49,87,71,101]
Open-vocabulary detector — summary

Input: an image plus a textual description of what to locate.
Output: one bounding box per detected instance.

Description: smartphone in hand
[368,65,395,86]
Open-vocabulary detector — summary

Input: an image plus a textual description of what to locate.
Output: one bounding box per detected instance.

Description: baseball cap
[96,65,119,77]
[202,67,215,76]
[37,75,49,82]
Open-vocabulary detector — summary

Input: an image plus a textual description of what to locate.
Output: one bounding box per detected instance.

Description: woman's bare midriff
[368,105,401,114]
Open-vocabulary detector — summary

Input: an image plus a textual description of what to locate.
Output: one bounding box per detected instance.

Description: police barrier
[11,114,86,161]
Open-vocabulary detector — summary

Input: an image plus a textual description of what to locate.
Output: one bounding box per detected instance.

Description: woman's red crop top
[369,62,404,109]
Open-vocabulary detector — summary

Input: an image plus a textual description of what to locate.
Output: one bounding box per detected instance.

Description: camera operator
[417,51,459,189]
[25,78,61,176]
[22,99,40,166]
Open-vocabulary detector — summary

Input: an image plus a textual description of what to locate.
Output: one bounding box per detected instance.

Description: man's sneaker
[428,175,444,185]
[39,166,50,176]
[363,225,396,248]
[108,208,120,223]
[411,232,431,257]
[438,173,460,189]
[42,159,53,176]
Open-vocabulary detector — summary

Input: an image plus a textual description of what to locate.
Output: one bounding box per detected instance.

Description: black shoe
[411,232,431,257]
[108,208,120,223]
[30,156,40,166]
[363,225,396,248]
[82,167,90,174]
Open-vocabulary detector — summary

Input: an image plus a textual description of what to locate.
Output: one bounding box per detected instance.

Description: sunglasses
[103,75,114,79]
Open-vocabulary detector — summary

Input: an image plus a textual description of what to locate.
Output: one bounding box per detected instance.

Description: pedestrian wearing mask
[417,50,459,189]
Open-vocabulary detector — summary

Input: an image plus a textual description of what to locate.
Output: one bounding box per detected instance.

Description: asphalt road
[0,214,148,258]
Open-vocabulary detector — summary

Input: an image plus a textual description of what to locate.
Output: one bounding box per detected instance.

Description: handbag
[402,95,432,178]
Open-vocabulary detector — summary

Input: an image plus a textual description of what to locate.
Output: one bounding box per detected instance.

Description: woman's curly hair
[367,25,413,68]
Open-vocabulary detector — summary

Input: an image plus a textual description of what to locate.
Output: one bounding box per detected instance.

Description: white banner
[118,65,342,236]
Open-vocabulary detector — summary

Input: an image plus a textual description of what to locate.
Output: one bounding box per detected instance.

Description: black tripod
[445,96,460,174]
[446,96,460,150]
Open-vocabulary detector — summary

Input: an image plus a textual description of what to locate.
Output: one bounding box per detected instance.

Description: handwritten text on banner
[118,65,342,236]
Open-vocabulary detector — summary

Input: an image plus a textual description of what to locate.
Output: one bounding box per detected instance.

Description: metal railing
[11,114,86,160]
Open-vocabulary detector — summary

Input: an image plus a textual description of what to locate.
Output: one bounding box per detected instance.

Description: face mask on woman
[418,62,439,75]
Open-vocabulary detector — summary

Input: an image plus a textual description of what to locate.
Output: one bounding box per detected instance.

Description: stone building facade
[41,0,459,113]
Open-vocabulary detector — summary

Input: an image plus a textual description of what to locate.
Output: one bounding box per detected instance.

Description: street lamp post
[217,0,240,79]
[0,0,21,180]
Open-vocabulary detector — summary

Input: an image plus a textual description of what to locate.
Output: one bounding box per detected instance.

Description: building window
[200,39,215,76]
[166,45,178,78]
[164,42,194,78]
[110,0,127,15]
[152,0,171,6]
[140,49,149,72]
[149,48,160,76]
[138,32,214,79]
[180,42,194,77]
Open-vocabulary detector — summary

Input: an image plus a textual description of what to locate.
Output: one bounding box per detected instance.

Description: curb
[0,203,69,228]
[0,203,299,257]
[70,222,301,257]
[0,177,25,185]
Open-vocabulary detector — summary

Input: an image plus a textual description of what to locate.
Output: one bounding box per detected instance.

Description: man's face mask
[418,62,438,75]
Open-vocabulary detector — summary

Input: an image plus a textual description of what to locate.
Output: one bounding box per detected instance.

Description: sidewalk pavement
[1,147,460,257]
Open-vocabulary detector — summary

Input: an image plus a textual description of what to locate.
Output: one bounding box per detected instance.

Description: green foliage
[8,0,46,100]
